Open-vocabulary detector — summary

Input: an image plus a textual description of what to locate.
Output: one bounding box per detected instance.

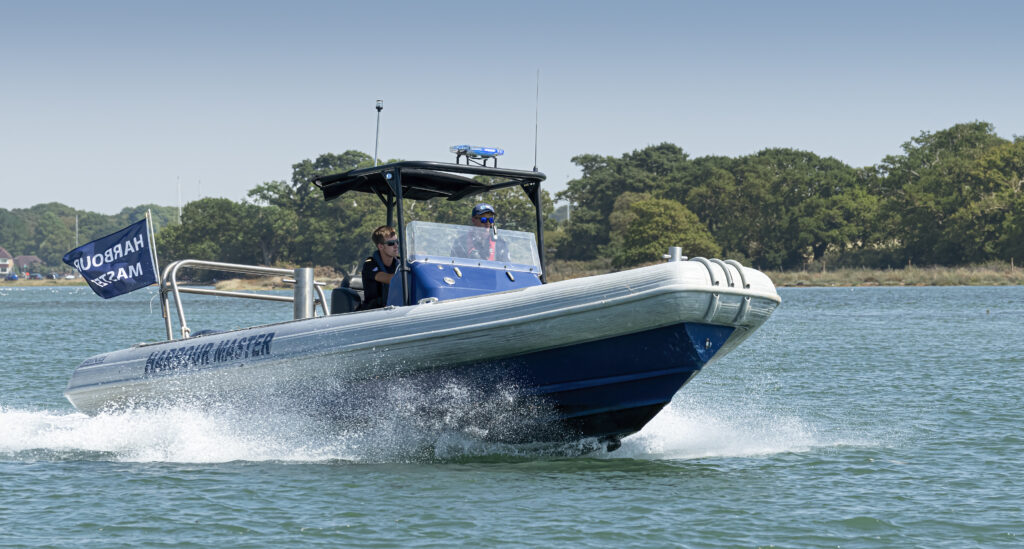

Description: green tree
[557,143,691,260]
[157,198,255,264]
[0,209,32,256]
[115,205,179,235]
[280,151,382,270]
[611,197,721,269]
[0,202,178,269]
[605,191,652,259]
[960,139,1024,262]
[878,121,1008,264]
[244,203,299,265]
[35,211,75,266]
[681,149,863,269]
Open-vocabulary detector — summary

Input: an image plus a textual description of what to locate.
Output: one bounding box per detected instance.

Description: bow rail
[159,259,329,340]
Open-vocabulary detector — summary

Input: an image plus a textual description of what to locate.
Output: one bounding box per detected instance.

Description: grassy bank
[544,258,614,283]
[545,259,1023,287]
[765,262,1024,287]
[213,266,346,291]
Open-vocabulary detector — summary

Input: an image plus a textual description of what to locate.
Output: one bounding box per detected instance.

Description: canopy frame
[313,161,548,305]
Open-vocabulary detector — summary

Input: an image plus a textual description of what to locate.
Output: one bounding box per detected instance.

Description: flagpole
[146,209,161,285]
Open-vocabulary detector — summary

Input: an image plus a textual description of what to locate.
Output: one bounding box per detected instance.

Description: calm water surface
[0,285,1021,547]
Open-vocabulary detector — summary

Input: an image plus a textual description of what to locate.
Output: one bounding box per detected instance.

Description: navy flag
[63,218,160,299]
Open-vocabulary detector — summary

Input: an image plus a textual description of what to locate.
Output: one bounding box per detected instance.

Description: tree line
[0,203,178,269]
[556,120,1024,270]
[3,121,1021,274]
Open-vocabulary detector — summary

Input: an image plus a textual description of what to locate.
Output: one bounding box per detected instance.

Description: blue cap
[472,203,495,217]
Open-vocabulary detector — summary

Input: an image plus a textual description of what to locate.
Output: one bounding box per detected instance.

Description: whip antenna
[533,69,540,172]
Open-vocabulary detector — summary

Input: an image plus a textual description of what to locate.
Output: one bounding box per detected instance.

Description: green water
[1,285,1021,547]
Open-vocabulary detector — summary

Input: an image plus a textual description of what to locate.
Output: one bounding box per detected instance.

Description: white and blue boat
[64,160,780,450]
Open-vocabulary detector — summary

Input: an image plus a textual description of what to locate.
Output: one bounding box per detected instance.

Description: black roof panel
[314,161,546,202]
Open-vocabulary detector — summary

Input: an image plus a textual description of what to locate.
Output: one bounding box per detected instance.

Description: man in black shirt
[359,225,400,310]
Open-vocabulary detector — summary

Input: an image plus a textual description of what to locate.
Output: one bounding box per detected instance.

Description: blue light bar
[450,145,505,158]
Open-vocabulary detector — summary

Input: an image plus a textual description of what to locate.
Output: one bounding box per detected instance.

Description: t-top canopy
[313,161,546,202]
[314,160,550,302]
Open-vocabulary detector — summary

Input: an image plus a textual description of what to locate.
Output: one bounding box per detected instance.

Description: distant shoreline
[0,279,86,287]
[548,259,1023,287]
[4,263,1019,291]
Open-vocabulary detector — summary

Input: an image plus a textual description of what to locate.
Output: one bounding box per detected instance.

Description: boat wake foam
[0,405,345,463]
[616,392,862,460]
[0,379,570,463]
[0,386,861,463]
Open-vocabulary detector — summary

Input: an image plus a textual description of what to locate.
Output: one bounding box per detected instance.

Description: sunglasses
[383,240,399,246]
[477,216,495,224]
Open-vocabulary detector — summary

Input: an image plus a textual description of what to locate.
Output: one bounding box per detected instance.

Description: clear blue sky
[2,1,1022,214]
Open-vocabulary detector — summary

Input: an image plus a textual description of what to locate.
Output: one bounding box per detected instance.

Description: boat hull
[65,261,780,443]
[415,321,735,441]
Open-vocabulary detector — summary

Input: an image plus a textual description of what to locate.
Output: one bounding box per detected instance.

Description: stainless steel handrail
[159,259,329,340]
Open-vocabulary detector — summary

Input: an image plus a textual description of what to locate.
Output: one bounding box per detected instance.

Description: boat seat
[330,287,362,314]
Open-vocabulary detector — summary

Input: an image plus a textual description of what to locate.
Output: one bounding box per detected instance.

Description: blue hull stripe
[527,366,694,396]
[558,397,682,420]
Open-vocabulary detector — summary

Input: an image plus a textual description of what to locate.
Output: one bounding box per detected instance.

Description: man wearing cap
[451,203,511,262]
